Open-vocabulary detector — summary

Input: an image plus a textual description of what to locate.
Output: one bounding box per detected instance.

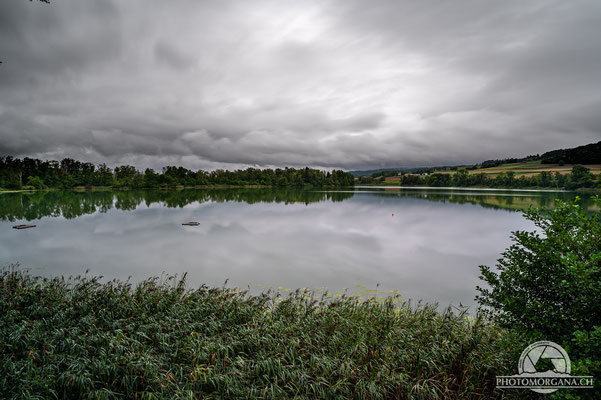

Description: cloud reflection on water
[1,188,588,309]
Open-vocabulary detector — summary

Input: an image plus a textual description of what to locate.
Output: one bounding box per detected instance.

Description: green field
[436,161,601,176]
[476,160,600,174]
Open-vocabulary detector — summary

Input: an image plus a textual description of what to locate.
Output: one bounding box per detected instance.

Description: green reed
[1,268,533,399]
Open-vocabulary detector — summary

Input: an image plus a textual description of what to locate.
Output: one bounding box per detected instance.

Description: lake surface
[0,187,594,309]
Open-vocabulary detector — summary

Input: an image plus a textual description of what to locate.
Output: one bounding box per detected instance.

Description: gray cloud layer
[1,0,600,170]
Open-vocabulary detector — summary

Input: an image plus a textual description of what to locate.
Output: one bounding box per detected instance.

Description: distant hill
[479,140,601,169]
[539,141,601,164]
[351,141,600,177]
[349,168,403,176]
[349,166,459,176]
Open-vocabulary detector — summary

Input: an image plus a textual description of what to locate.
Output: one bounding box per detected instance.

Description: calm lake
[0,187,594,308]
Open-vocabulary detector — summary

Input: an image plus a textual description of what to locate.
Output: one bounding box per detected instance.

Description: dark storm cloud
[1,0,600,170]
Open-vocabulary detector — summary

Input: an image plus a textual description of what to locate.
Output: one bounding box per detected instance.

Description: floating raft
[182,221,200,226]
[13,224,37,230]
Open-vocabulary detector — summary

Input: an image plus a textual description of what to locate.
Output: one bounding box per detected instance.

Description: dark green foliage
[357,175,374,184]
[540,141,601,165]
[395,169,601,190]
[1,170,22,189]
[0,156,355,190]
[567,165,595,189]
[1,269,529,399]
[477,197,601,386]
[26,176,46,190]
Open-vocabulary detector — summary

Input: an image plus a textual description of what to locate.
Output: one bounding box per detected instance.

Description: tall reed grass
[1,268,532,399]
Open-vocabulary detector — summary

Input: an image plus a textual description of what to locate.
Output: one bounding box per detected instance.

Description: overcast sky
[1,0,600,170]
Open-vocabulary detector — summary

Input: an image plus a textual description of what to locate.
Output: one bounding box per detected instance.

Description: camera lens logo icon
[518,341,570,394]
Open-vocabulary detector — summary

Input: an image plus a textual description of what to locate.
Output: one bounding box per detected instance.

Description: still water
[0,187,593,308]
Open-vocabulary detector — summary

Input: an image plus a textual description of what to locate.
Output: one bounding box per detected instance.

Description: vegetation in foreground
[478,196,601,399]
[1,268,531,400]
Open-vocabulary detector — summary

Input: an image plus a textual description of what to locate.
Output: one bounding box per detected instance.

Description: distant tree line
[0,157,355,190]
[358,166,600,190]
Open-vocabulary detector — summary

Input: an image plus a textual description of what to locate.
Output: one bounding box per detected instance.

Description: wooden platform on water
[13,225,36,230]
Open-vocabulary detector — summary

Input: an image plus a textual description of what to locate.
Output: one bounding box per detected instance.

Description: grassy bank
[0,268,532,399]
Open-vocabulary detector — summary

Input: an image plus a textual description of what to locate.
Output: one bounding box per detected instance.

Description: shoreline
[355,185,569,192]
[0,184,348,193]
[3,184,600,194]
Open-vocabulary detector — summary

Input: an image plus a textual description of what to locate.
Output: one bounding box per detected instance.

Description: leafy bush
[1,268,528,399]
[26,175,46,190]
[477,196,601,386]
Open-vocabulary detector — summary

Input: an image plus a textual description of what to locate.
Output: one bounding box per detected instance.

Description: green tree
[26,176,46,189]
[477,197,601,378]
[143,168,160,187]
[505,171,516,187]
[93,163,114,186]
[572,164,591,179]
[538,171,551,187]
[2,171,22,189]
[570,164,593,189]
[554,171,566,188]
[114,165,139,186]
[453,168,469,186]
[358,175,373,184]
